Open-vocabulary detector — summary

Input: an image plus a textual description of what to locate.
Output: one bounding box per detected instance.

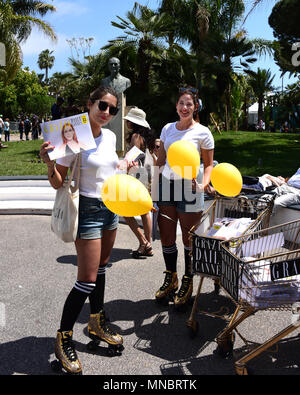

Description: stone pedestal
[105,93,126,154]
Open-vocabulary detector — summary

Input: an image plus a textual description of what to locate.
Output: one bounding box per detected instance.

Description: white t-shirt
[160,121,214,180]
[56,128,119,199]
[287,168,300,189]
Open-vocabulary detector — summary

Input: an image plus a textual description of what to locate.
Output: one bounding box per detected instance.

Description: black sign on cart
[270,257,300,281]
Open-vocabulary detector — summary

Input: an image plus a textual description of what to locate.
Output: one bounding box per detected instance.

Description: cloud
[50,1,89,18]
[20,28,69,56]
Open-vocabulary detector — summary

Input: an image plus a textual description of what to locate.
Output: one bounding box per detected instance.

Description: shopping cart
[217,219,300,375]
[187,194,274,337]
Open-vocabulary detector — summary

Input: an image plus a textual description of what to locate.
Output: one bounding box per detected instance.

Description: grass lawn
[213,131,300,177]
[0,138,45,176]
[0,130,299,177]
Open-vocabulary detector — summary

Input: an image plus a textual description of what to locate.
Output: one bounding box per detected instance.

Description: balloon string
[158,212,196,233]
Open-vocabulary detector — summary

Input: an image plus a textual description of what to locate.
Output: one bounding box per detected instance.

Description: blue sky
[20,0,297,90]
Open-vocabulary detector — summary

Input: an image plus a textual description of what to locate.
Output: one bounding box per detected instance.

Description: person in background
[31,116,39,140]
[123,107,154,258]
[40,86,128,375]
[51,97,64,120]
[64,96,80,117]
[18,118,25,140]
[273,168,300,208]
[152,86,214,310]
[0,114,4,142]
[152,138,160,162]
[4,118,10,142]
[24,116,31,140]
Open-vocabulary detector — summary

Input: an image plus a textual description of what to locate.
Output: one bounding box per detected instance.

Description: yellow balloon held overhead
[167,140,200,179]
[101,174,153,217]
[211,163,243,197]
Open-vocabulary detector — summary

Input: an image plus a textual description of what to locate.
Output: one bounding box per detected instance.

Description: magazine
[41,113,96,160]
[118,146,146,172]
[124,145,145,162]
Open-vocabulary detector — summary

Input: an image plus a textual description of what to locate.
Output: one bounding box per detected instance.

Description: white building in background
[248,102,259,125]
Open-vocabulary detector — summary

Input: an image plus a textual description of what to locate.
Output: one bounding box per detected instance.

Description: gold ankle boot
[174,275,193,308]
[53,330,82,374]
[87,310,123,355]
[155,270,178,303]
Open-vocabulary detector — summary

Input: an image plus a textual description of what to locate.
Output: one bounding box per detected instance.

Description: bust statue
[100,57,131,95]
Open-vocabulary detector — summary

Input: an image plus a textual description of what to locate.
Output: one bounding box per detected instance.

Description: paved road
[0,214,300,377]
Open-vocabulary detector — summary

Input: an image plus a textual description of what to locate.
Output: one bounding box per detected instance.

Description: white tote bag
[51,154,81,242]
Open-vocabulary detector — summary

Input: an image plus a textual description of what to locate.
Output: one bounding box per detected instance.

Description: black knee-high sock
[59,281,96,332]
[89,266,106,314]
[184,246,193,277]
[162,244,178,273]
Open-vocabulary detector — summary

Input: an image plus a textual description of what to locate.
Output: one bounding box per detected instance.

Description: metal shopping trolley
[217,219,300,375]
[187,194,274,337]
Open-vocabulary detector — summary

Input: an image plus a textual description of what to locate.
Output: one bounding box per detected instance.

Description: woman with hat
[123,107,157,258]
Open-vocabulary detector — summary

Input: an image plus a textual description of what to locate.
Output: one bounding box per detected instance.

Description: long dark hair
[89,86,119,107]
[177,86,200,122]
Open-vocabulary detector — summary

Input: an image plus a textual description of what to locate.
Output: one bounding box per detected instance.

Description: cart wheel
[235,363,249,376]
[87,340,99,352]
[216,332,235,358]
[187,320,199,339]
[215,344,233,358]
[50,360,62,373]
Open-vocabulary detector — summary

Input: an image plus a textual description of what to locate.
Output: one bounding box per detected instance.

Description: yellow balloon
[211,163,242,197]
[101,174,153,216]
[167,140,200,179]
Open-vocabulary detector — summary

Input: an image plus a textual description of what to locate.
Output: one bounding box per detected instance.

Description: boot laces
[177,276,192,297]
[160,271,173,291]
[62,333,77,362]
[99,311,116,336]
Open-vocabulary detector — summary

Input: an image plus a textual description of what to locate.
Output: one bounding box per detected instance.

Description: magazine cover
[41,113,96,160]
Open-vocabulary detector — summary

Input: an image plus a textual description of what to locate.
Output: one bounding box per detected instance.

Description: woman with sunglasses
[40,86,124,374]
[153,86,215,310]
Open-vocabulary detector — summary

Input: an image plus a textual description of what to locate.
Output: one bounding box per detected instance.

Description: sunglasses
[98,100,119,116]
[179,87,198,94]
[155,145,160,149]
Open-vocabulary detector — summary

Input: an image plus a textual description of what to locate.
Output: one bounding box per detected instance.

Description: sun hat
[123,107,150,129]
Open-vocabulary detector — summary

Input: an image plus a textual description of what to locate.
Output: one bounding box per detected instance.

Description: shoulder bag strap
[66,153,81,193]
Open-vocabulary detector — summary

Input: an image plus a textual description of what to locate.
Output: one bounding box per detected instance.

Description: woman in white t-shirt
[39,86,124,374]
[153,86,215,310]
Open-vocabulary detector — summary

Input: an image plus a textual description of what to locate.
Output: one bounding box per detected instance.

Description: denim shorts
[77,195,119,240]
[158,175,204,213]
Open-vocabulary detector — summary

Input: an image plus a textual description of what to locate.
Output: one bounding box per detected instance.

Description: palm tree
[8,0,57,42]
[37,49,55,82]
[103,3,173,94]
[248,68,275,121]
[0,0,56,82]
[243,0,279,24]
